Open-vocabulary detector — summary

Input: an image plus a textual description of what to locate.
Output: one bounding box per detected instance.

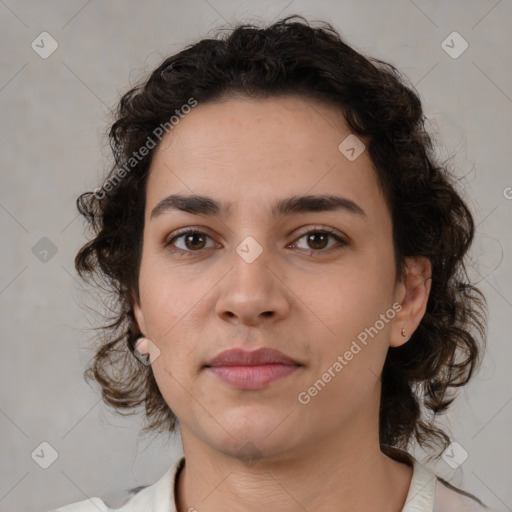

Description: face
[133,95,427,463]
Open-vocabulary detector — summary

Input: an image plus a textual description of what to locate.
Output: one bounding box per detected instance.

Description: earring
[401,328,406,338]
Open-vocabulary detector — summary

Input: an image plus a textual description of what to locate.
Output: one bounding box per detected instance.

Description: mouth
[204,347,302,390]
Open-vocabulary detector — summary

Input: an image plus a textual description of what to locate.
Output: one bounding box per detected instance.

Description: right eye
[165,229,219,255]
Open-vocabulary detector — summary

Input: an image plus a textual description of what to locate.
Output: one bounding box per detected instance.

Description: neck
[175,417,413,512]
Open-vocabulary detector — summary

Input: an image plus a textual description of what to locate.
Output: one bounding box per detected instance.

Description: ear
[390,256,432,348]
[132,293,147,341]
[132,297,150,356]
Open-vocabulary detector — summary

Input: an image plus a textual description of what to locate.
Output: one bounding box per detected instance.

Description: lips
[204,347,301,390]
[205,347,299,367]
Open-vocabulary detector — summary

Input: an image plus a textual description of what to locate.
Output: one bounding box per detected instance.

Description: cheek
[306,255,395,336]
[301,249,396,387]
[138,256,207,339]
[300,280,393,423]
[137,257,218,389]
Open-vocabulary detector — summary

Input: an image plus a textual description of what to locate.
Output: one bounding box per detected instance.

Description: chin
[213,415,297,460]
[218,437,289,466]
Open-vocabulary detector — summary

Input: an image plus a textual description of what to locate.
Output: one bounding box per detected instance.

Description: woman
[52,15,493,512]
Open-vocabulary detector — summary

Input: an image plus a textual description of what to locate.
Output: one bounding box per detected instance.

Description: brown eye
[166,229,216,254]
[305,232,330,250]
[183,232,207,250]
[291,228,347,253]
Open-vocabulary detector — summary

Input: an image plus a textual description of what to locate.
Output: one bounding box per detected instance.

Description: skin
[133,95,432,512]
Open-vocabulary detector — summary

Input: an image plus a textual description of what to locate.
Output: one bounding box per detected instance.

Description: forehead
[145,96,388,223]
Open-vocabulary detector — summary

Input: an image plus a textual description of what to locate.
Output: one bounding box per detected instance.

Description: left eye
[290,230,346,251]
[165,228,346,254]
[167,230,217,252]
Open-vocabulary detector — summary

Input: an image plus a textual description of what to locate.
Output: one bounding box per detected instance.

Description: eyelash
[165,226,348,257]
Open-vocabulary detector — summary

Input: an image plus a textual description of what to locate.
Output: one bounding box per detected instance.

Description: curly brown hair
[75,15,486,458]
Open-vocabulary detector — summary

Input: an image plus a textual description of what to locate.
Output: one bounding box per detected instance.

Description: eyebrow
[150,193,366,220]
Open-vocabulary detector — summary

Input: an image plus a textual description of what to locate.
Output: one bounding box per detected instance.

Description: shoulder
[434,476,499,512]
[385,447,499,512]
[46,457,184,512]
[46,484,157,512]
[47,497,110,512]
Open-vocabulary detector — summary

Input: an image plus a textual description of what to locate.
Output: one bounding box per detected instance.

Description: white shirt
[49,454,497,512]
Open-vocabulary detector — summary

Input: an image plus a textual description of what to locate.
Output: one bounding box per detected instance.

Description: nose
[215,244,290,326]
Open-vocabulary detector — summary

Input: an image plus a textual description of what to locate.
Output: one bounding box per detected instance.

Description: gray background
[1,1,511,511]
